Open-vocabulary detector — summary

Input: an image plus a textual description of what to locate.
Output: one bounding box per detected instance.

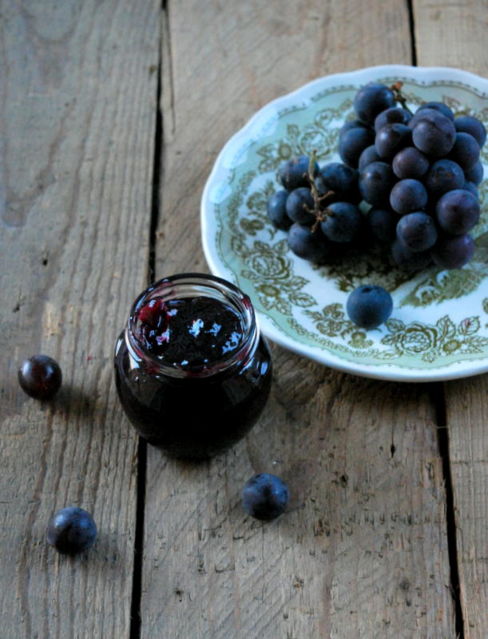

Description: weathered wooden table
[1,1,487,637]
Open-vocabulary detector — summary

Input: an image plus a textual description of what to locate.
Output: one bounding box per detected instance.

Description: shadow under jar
[114,273,272,459]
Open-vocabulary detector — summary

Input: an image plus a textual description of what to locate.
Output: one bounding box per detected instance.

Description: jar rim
[125,273,259,378]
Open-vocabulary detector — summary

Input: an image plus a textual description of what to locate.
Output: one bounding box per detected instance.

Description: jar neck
[125,273,260,379]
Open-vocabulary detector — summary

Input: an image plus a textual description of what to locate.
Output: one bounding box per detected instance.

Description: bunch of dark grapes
[266,82,486,271]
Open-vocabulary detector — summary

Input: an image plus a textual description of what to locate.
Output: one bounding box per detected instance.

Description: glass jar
[114,273,272,459]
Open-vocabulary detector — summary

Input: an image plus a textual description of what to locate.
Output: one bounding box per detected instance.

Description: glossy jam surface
[135,296,244,371]
[115,292,272,459]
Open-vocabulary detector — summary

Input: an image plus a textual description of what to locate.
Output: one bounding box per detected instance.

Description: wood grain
[0,1,159,637]
[144,1,455,637]
[414,1,488,635]
[413,0,488,73]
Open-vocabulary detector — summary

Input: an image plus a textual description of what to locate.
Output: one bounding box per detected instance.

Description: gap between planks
[431,383,465,639]
[129,4,165,636]
[407,4,462,634]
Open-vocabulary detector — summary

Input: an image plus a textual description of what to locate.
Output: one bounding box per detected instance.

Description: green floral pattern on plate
[205,68,488,375]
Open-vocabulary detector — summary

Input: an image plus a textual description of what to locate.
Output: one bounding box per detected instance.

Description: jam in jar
[114,273,272,459]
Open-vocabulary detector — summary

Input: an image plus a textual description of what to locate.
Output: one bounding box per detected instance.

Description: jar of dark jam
[114,273,272,459]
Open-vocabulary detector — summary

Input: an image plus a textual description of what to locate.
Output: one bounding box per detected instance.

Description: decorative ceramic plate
[201,65,488,382]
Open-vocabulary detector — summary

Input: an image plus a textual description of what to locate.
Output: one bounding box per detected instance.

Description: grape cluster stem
[390,81,413,115]
[307,150,336,233]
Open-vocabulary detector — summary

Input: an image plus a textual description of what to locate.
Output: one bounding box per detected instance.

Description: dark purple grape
[463,181,479,198]
[374,107,412,132]
[339,119,372,140]
[320,202,362,243]
[287,223,334,264]
[435,189,480,235]
[267,190,291,230]
[464,160,484,186]
[454,115,487,147]
[447,132,480,170]
[425,159,465,197]
[346,285,393,329]
[242,473,289,521]
[432,234,475,269]
[391,239,433,270]
[278,155,318,190]
[339,126,375,167]
[353,83,396,124]
[408,107,441,129]
[359,161,395,207]
[412,110,456,157]
[375,123,411,160]
[396,212,438,252]
[392,147,430,179]
[390,179,428,215]
[18,355,62,400]
[285,187,315,225]
[367,207,397,243]
[47,507,97,555]
[319,163,360,202]
[417,101,455,121]
[358,145,381,170]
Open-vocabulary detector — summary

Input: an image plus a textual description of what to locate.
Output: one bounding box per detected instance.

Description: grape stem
[390,81,413,115]
[307,150,335,233]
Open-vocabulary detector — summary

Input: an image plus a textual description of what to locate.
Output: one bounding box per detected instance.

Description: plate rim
[201,64,488,382]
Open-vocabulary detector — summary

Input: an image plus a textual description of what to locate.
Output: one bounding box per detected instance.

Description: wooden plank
[0,1,159,637]
[142,1,456,637]
[413,0,488,73]
[414,1,488,636]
